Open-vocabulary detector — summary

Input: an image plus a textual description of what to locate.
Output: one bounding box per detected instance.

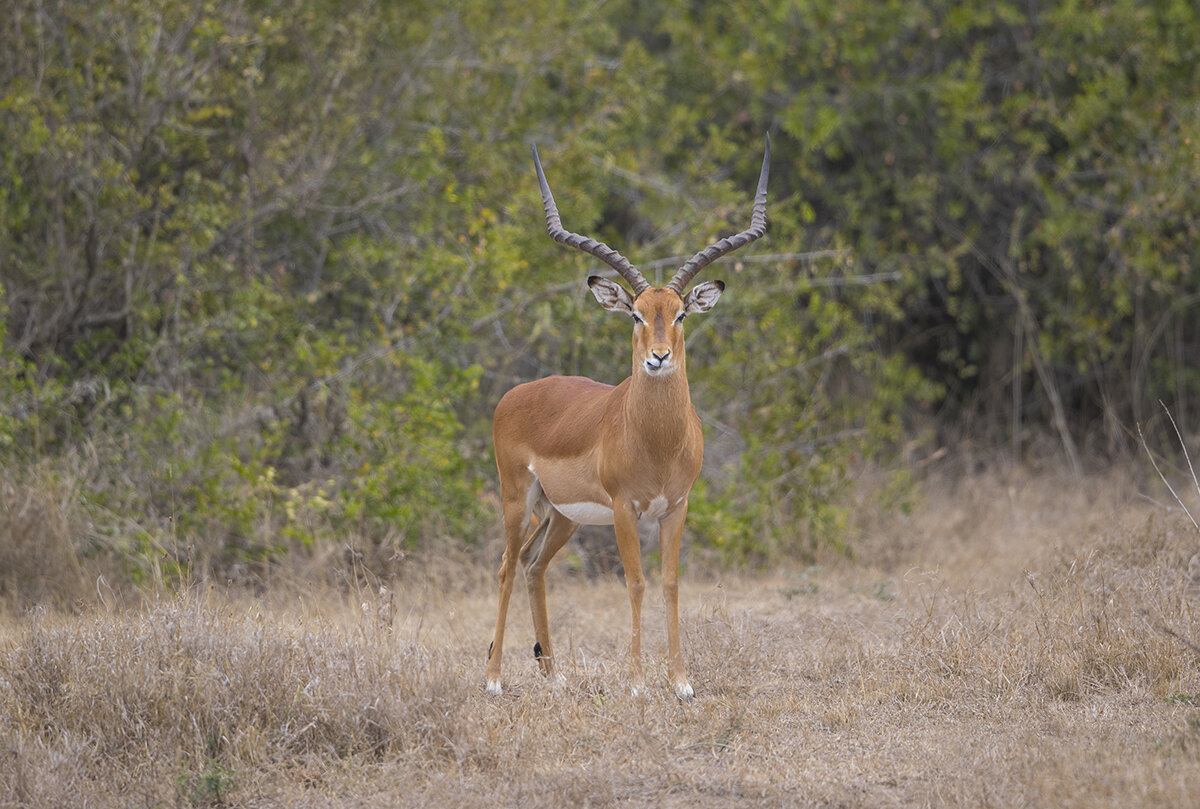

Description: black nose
[652,350,670,363]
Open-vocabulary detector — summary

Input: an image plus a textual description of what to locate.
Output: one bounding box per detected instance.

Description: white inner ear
[683,280,724,315]
[589,277,634,313]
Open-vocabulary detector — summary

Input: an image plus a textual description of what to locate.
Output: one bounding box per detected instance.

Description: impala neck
[626,350,694,446]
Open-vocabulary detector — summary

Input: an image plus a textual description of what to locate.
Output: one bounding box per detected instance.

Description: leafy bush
[3,0,1199,582]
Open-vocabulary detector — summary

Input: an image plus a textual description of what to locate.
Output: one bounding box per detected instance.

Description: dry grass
[2,471,1200,808]
[0,473,88,611]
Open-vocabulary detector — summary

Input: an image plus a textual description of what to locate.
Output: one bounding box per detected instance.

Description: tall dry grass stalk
[1,471,1198,807]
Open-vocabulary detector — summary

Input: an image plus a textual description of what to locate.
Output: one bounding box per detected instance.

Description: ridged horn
[533,143,650,296]
[667,134,770,293]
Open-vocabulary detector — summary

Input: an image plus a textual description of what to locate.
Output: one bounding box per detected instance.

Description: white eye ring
[631,312,645,325]
[673,312,686,324]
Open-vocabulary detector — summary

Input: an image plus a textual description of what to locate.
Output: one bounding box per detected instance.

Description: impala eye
[631,312,645,325]
[673,312,687,324]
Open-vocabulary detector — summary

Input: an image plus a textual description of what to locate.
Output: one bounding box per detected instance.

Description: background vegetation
[2,0,1199,584]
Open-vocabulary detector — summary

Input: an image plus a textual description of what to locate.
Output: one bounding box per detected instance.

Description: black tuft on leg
[533,642,543,660]
[487,641,494,661]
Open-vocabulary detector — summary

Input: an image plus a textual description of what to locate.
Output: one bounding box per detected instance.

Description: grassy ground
[2,472,1199,807]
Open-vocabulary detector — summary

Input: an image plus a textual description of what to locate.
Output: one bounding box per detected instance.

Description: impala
[486,137,770,700]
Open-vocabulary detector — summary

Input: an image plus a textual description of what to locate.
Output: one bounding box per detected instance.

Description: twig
[1157,622,1200,657]
[1160,399,1200,505]
[639,249,849,272]
[1137,412,1200,533]
[1140,607,1200,658]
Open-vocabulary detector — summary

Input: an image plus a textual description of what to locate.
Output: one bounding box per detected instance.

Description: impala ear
[683,280,725,315]
[588,276,635,314]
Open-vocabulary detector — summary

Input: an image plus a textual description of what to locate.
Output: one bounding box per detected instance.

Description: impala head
[586,279,724,377]
[532,136,770,378]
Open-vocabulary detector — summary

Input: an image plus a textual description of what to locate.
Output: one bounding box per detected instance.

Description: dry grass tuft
[0,474,87,611]
[1,470,1199,807]
[0,589,483,806]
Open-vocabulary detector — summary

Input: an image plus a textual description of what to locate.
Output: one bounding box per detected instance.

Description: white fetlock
[674,681,695,702]
[486,679,503,696]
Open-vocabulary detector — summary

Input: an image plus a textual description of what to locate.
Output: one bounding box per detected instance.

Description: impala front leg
[659,502,693,701]
[612,496,646,694]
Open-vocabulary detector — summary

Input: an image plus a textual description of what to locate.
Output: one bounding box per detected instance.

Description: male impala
[486,137,770,700]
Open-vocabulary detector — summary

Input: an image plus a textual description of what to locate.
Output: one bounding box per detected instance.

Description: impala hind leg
[520,508,578,681]
[486,475,540,695]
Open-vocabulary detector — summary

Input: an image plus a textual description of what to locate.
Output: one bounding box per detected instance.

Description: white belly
[530,462,676,527]
[553,501,615,525]
[550,495,672,526]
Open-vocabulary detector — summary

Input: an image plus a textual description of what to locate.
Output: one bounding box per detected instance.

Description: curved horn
[533,143,650,297]
[667,134,770,294]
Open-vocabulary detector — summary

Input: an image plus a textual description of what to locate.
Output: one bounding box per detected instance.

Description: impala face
[587,278,725,378]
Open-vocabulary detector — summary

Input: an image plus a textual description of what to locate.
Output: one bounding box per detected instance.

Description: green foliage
[329,356,485,545]
[687,258,938,562]
[0,285,22,452]
[176,755,238,807]
[2,0,1199,575]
